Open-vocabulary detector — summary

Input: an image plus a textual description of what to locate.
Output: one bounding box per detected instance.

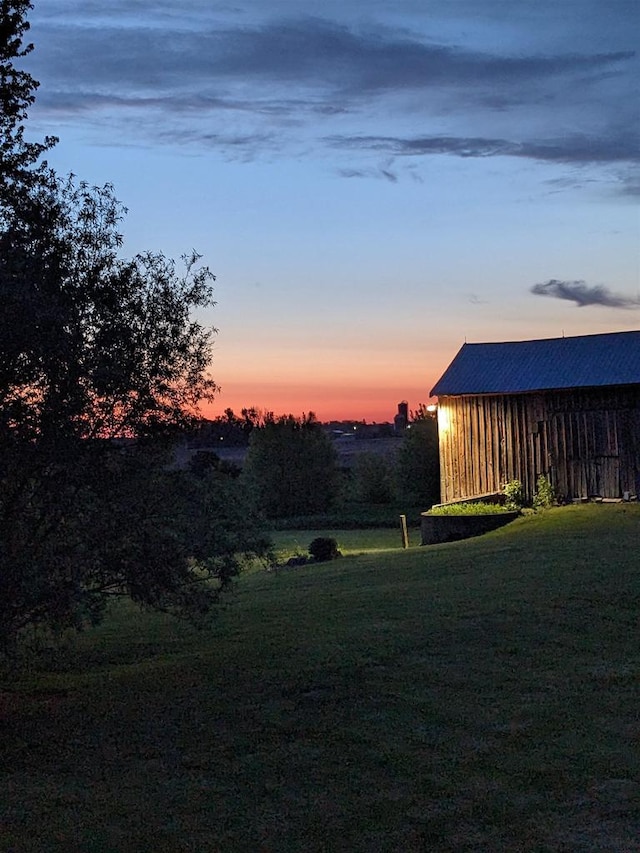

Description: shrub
[503,479,524,511]
[308,537,341,562]
[533,475,555,510]
[428,502,512,516]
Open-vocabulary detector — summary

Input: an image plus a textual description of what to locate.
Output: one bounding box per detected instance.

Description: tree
[241,414,339,519]
[4,178,222,435]
[351,451,396,505]
[0,174,263,650]
[195,406,267,447]
[1,442,271,647]
[396,407,440,508]
[1,1,56,204]
[1,177,218,444]
[0,3,271,652]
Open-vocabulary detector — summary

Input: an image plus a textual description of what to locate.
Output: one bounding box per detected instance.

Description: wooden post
[399,514,409,549]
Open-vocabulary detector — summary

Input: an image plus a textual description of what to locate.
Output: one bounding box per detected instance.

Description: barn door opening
[589,456,621,498]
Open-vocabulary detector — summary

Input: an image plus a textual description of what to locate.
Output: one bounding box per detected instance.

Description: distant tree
[410,403,434,422]
[208,408,250,446]
[396,406,440,507]
[196,406,269,447]
[240,406,268,431]
[241,414,339,519]
[351,451,396,505]
[188,449,241,479]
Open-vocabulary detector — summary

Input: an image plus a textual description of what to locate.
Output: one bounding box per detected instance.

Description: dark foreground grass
[1,504,639,851]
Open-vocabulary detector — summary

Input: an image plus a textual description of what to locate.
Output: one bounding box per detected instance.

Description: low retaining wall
[420,511,519,545]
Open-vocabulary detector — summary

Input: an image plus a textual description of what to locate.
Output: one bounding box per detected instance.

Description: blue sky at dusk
[23,0,639,421]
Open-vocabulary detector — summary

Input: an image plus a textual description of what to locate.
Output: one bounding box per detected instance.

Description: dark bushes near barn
[308,537,342,562]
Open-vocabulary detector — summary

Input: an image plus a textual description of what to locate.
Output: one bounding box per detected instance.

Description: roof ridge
[431,330,640,397]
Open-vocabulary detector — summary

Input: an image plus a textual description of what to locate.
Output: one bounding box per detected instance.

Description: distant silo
[394,401,408,431]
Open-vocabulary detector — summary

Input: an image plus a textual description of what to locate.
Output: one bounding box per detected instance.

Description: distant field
[1,504,639,851]
[209,435,403,469]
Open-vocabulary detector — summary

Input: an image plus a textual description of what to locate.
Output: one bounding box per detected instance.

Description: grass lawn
[1,504,639,851]
[270,526,420,561]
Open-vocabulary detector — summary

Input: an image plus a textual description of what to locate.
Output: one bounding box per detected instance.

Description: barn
[430,330,640,504]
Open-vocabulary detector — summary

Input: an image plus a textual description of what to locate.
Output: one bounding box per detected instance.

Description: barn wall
[437,386,640,503]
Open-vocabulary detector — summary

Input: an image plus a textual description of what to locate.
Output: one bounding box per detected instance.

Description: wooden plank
[436,385,640,504]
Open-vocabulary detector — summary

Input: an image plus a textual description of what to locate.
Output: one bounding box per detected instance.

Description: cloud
[618,175,640,197]
[28,15,634,98]
[326,131,639,166]
[530,279,640,308]
[338,164,398,182]
[24,6,638,179]
[467,293,488,305]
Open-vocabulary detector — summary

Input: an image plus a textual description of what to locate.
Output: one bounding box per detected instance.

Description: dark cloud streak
[29,18,634,95]
[328,131,639,166]
[530,279,640,308]
[24,8,639,177]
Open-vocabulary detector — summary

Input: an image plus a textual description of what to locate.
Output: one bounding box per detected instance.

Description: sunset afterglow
[24,1,639,422]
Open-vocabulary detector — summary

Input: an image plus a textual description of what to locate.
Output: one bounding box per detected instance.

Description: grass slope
[1,505,639,852]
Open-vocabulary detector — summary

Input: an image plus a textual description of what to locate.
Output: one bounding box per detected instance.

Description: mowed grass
[270,526,420,561]
[1,504,639,852]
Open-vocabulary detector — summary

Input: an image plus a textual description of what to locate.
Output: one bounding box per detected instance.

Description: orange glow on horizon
[200,377,442,424]
[202,337,455,424]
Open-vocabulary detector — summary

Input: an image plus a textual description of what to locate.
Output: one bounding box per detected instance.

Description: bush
[308,537,341,562]
[428,502,512,516]
[533,475,555,510]
[503,479,524,511]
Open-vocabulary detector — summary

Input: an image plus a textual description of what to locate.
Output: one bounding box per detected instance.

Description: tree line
[195,409,440,522]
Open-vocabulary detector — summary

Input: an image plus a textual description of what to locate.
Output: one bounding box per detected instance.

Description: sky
[21,0,640,422]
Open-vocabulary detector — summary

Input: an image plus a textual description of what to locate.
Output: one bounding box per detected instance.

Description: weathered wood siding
[437,386,640,503]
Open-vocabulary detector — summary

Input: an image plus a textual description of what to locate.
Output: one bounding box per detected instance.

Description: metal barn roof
[430,330,640,396]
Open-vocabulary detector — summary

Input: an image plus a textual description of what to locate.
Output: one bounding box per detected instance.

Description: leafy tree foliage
[0,1,55,203]
[0,182,219,467]
[1,444,270,646]
[0,2,271,652]
[1,176,218,443]
[396,409,440,508]
[242,414,339,519]
[351,451,396,505]
[191,407,267,447]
